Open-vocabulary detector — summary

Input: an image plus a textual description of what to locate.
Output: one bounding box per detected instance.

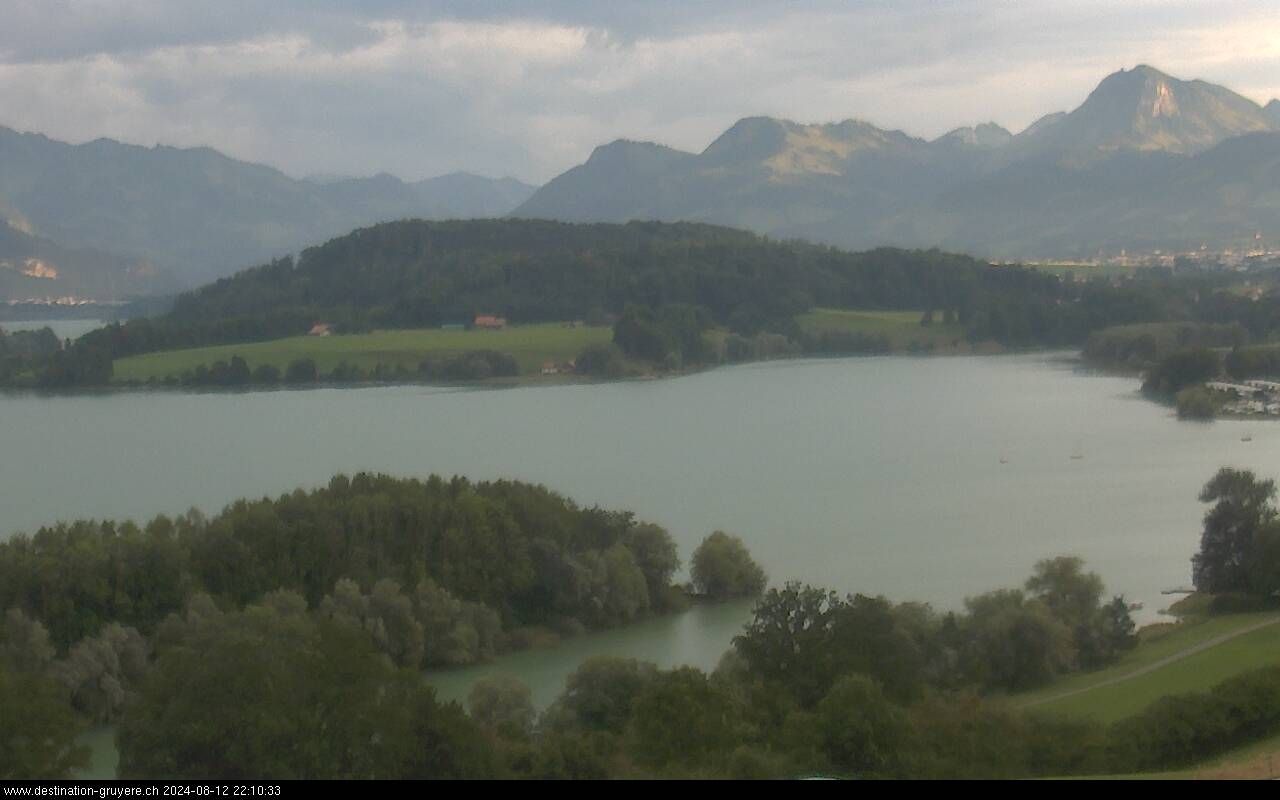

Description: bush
[575,344,627,378]
[1108,665,1280,772]
[419,351,519,381]
[251,364,280,384]
[1175,386,1217,420]
[284,358,318,384]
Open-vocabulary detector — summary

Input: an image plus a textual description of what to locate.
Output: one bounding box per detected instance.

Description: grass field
[112,324,612,383]
[1015,611,1280,724]
[795,308,968,350]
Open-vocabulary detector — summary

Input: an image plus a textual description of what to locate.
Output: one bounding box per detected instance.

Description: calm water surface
[0,318,105,341]
[4,353,1278,748]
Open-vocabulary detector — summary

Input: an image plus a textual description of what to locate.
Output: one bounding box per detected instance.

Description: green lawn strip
[1015,613,1280,709]
[1023,614,1280,724]
[795,308,965,348]
[112,324,612,382]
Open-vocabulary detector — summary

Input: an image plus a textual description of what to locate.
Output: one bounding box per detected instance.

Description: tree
[960,589,1076,690]
[0,665,88,779]
[814,675,909,777]
[734,584,840,707]
[575,343,627,378]
[0,608,55,674]
[320,578,425,669]
[1142,347,1220,396]
[1175,386,1217,420]
[1080,595,1138,668]
[550,656,658,734]
[733,584,926,707]
[1193,468,1277,594]
[467,675,535,739]
[1025,557,1103,629]
[690,531,766,600]
[627,667,740,770]
[413,580,502,667]
[624,523,681,610]
[52,623,150,723]
[118,599,496,779]
[284,358,318,384]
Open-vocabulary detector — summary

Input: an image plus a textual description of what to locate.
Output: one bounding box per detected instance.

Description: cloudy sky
[3,1,1279,184]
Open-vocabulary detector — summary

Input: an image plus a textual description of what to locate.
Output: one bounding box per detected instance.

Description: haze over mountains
[518,65,1280,261]
[0,127,534,301]
[5,64,1280,304]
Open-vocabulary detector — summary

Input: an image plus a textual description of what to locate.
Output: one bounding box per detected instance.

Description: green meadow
[1015,611,1280,724]
[112,324,612,383]
[795,308,967,350]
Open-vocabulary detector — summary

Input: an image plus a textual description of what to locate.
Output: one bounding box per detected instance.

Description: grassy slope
[1016,611,1280,724]
[112,324,612,382]
[795,309,968,350]
[114,309,976,385]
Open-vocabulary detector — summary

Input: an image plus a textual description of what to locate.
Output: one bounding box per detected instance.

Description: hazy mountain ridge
[0,127,537,296]
[516,65,1280,259]
[0,220,180,302]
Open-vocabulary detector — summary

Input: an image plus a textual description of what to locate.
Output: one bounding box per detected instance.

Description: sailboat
[1070,440,1084,460]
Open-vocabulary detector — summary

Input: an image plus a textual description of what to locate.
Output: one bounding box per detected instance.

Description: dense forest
[9,218,1272,388]
[0,474,709,658]
[9,467,1280,778]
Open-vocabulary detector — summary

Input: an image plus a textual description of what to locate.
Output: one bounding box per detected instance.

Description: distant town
[1011,238,1280,277]
[1205,380,1280,418]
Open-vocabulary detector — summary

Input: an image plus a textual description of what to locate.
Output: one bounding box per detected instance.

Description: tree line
[0,474,741,656]
[8,465,1280,778]
[9,218,1262,388]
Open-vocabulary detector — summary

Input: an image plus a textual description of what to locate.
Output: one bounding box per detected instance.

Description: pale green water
[5,353,1278,776]
[0,318,105,341]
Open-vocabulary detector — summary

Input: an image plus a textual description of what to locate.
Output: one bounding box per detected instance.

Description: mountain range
[5,64,1280,303]
[516,65,1280,260]
[0,127,535,300]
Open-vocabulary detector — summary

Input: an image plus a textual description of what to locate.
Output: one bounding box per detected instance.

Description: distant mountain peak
[1016,64,1275,157]
[588,138,686,159]
[935,122,1013,149]
[697,115,921,179]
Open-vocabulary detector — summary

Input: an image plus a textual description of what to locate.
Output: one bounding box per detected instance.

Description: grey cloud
[1,1,1278,184]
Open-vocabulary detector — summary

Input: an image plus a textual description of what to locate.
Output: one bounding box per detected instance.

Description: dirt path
[1020,614,1280,709]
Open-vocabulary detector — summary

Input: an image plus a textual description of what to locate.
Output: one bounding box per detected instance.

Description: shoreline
[0,341,1085,398]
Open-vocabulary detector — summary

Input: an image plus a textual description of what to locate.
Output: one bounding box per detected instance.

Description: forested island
[6,217,1263,390]
[6,467,1280,779]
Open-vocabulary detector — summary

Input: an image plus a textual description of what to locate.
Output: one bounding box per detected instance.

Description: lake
[4,352,1279,768]
[0,318,106,341]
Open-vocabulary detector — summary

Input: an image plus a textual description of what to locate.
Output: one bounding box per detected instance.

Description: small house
[473,315,507,330]
[308,322,334,337]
